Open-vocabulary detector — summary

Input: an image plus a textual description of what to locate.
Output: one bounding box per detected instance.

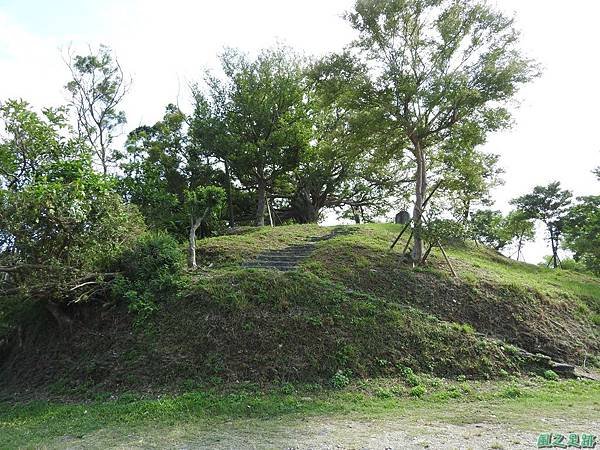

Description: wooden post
[390,221,411,250]
[390,180,443,252]
[266,198,274,227]
[402,229,414,255]
[437,239,457,278]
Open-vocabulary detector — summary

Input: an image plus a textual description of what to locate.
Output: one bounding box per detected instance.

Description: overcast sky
[1,0,598,263]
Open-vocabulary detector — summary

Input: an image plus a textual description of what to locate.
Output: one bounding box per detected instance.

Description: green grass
[195,224,331,267]
[1,378,598,448]
[2,222,600,447]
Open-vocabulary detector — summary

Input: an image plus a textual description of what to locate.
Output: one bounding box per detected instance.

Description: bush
[410,385,427,398]
[543,369,559,381]
[111,232,184,324]
[330,369,351,389]
[116,232,183,284]
[500,385,522,398]
[399,366,422,387]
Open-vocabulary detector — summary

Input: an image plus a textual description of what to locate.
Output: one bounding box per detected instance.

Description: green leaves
[65,45,129,174]
[563,196,600,275]
[184,185,226,223]
[0,99,79,191]
[510,181,573,225]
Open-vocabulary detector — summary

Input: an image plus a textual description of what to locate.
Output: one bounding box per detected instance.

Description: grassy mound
[1,224,598,399]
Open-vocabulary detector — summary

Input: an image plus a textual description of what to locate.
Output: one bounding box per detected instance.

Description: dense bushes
[111,232,184,324]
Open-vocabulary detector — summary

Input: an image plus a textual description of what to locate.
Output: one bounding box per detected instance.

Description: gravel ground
[59,406,599,450]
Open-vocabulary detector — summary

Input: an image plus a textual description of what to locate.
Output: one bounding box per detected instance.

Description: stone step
[256,255,309,261]
[241,263,298,271]
[254,252,310,257]
[242,260,298,267]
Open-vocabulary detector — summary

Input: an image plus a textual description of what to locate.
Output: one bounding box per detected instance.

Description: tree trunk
[224,159,235,228]
[351,205,360,224]
[188,217,202,269]
[549,225,558,268]
[292,189,320,224]
[462,199,471,225]
[188,219,200,269]
[411,143,426,262]
[256,181,266,227]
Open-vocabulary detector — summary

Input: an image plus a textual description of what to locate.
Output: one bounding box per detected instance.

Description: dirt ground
[55,401,599,450]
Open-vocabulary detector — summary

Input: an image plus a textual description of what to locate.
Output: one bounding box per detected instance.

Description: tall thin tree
[65,45,130,174]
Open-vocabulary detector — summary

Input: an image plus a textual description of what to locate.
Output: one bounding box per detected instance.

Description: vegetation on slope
[1,224,598,401]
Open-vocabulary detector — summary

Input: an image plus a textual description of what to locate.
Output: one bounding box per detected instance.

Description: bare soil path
[55,396,599,449]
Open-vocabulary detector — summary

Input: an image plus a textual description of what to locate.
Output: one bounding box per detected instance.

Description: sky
[0,0,598,263]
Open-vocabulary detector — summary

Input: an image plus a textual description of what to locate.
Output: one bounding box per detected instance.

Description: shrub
[330,369,351,389]
[399,366,421,387]
[543,370,559,381]
[410,385,427,398]
[500,385,522,398]
[116,232,183,286]
[111,232,184,324]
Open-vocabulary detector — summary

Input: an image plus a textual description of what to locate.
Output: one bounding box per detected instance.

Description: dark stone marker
[395,210,411,224]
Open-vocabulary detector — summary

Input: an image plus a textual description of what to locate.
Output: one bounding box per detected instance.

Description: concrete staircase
[241,230,343,271]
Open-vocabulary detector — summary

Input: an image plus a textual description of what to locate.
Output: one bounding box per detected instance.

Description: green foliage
[330,369,352,389]
[511,181,572,268]
[346,0,538,257]
[65,45,128,174]
[292,53,408,223]
[184,185,227,229]
[563,196,600,275]
[436,124,504,223]
[399,366,422,387]
[111,232,184,323]
[113,232,183,286]
[1,153,144,304]
[543,370,559,381]
[469,209,534,259]
[196,46,309,226]
[500,385,523,399]
[0,99,79,191]
[469,210,509,250]
[423,219,467,247]
[117,105,189,233]
[410,385,427,398]
[2,158,140,267]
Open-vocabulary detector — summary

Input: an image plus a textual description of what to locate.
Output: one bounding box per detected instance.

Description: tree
[0,99,79,191]
[198,47,309,226]
[189,91,237,227]
[117,104,189,233]
[347,0,537,262]
[184,186,226,268]
[502,211,535,261]
[469,209,509,251]
[65,45,129,174]
[563,195,600,275]
[288,52,411,223]
[511,181,572,268]
[434,122,504,224]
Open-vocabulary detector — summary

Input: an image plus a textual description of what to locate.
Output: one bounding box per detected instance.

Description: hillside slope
[1,224,598,399]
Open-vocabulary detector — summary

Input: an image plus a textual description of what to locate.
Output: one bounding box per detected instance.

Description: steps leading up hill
[241,229,343,271]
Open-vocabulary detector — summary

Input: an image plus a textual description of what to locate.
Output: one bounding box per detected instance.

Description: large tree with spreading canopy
[346,0,537,261]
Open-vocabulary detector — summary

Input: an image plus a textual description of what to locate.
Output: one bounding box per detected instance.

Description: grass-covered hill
[1,224,599,400]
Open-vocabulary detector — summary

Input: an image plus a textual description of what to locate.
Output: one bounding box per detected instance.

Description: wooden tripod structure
[389,181,457,277]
